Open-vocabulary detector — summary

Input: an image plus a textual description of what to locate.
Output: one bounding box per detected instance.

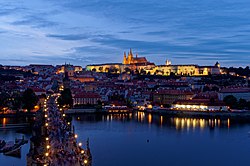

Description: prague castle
[86,49,221,76]
[123,49,151,65]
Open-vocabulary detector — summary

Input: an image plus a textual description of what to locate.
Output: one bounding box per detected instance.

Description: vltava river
[1,113,250,166]
[73,112,250,166]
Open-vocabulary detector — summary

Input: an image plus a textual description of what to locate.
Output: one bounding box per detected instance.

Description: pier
[27,94,92,166]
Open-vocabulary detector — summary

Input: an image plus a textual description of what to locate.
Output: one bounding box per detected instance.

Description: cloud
[12,15,59,28]
[0,0,250,67]
[0,5,26,16]
[46,34,89,41]
[92,36,169,53]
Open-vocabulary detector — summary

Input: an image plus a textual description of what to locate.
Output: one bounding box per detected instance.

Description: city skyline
[0,0,250,67]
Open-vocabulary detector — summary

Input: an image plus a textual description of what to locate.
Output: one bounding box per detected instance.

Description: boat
[0,141,15,153]
[0,140,6,149]
[15,137,28,146]
[0,137,28,154]
[3,146,21,158]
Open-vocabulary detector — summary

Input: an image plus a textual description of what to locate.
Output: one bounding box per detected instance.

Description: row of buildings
[1,52,249,112]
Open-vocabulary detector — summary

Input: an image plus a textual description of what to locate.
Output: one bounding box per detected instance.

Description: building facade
[153,90,194,105]
[73,92,101,105]
[86,50,221,76]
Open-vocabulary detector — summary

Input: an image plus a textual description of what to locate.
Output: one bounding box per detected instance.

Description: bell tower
[123,52,127,64]
[128,48,133,64]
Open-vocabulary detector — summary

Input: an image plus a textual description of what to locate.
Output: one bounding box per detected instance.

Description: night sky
[0,0,250,67]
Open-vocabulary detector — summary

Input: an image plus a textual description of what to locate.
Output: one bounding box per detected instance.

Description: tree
[140,69,146,75]
[203,85,210,92]
[11,92,22,112]
[22,88,38,112]
[238,98,247,110]
[58,88,73,108]
[211,86,219,92]
[247,101,250,110]
[209,97,215,103]
[223,95,237,109]
[99,67,103,72]
[0,92,10,111]
[124,67,131,74]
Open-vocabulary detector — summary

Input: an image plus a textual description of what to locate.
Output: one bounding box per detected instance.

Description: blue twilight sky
[0,0,250,67]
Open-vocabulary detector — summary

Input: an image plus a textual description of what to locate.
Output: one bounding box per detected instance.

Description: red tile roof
[154,90,194,95]
[74,92,101,98]
[220,88,250,93]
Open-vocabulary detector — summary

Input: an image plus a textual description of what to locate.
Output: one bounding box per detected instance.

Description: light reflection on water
[72,113,250,166]
[0,117,32,166]
[78,112,233,131]
[0,114,249,166]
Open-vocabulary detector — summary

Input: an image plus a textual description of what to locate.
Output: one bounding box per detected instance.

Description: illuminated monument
[86,49,221,76]
[123,49,149,65]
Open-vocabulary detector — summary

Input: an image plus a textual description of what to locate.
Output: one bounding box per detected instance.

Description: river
[1,113,250,166]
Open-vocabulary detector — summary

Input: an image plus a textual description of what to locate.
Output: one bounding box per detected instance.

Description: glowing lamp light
[63,114,66,117]
[67,122,70,125]
[46,137,49,141]
[45,115,48,118]
[147,104,152,109]
[81,150,84,154]
[46,145,50,149]
[45,123,48,126]
[84,160,88,164]
[78,142,82,146]
[74,134,78,138]
[45,152,49,157]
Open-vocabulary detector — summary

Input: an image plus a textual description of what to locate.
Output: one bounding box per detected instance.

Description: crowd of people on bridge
[43,96,90,166]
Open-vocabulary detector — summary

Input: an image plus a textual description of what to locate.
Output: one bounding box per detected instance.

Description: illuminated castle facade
[123,49,149,65]
[86,49,221,76]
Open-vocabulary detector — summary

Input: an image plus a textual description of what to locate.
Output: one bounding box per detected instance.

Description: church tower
[166,59,171,65]
[127,48,133,64]
[63,63,70,89]
[123,52,127,64]
[63,71,70,89]
[215,61,220,68]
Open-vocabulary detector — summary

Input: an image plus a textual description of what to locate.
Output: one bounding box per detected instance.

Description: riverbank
[0,113,35,118]
[65,108,250,121]
[155,109,250,120]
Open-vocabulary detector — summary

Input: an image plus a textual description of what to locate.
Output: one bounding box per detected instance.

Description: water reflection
[0,118,32,166]
[72,112,239,131]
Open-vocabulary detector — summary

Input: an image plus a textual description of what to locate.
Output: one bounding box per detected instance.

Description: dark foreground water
[0,118,31,166]
[1,113,250,166]
[73,113,250,166]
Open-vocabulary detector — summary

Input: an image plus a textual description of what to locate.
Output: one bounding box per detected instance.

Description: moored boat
[0,140,6,149]
[3,146,21,158]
